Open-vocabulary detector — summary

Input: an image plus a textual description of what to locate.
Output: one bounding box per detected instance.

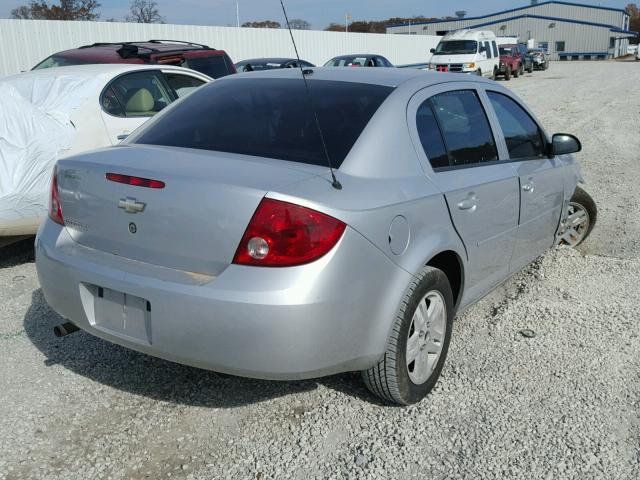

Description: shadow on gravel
[24,289,377,407]
[0,237,35,267]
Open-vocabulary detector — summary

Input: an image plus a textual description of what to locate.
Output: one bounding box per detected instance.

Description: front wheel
[513,63,520,78]
[362,267,454,405]
[559,186,597,247]
[504,65,512,80]
[492,67,498,80]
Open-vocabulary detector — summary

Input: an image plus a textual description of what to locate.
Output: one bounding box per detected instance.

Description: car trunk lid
[56,145,319,276]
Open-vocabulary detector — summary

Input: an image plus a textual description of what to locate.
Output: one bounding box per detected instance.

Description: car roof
[226,66,492,88]
[237,58,298,64]
[330,54,381,59]
[52,42,224,61]
[9,63,208,82]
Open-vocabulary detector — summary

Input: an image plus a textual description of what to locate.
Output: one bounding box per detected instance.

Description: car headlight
[463,62,476,69]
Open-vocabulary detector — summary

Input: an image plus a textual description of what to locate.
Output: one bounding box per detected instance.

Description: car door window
[485,41,492,58]
[486,91,546,159]
[103,71,173,118]
[492,41,499,58]
[429,90,498,166]
[416,101,449,169]
[164,73,206,97]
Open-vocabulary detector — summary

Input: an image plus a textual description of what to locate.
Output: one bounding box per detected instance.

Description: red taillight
[106,173,165,189]
[49,167,64,226]
[233,198,346,267]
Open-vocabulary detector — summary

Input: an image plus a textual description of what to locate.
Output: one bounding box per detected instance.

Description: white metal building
[387,1,637,60]
[0,19,441,78]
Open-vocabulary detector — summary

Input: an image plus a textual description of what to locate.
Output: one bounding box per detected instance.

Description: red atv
[496,44,523,81]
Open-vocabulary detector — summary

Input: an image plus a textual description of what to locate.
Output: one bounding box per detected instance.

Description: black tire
[527,62,533,73]
[513,63,520,78]
[566,186,597,246]
[505,65,511,81]
[476,69,482,76]
[492,67,498,81]
[362,267,454,405]
[543,61,549,70]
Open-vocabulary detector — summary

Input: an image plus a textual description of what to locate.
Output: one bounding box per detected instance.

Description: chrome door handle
[457,199,477,212]
[522,182,534,192]
[117,134,129,141]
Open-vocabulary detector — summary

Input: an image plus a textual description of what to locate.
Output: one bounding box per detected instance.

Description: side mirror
[479,46,487,53]
[430,48,436,54]
[551,133,581,156]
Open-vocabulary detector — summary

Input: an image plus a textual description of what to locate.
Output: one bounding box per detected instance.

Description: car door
[100,70,175,144]
[483,90,565,272]
[408,85,520,303]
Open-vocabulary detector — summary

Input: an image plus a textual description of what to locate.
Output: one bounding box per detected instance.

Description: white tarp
[0,73,102,233]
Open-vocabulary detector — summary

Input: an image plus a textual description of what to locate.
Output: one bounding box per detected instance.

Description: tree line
[8,0,640,44]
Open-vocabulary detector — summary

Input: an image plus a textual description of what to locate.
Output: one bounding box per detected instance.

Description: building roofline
[464,14,637,35]
[386,1,628,29]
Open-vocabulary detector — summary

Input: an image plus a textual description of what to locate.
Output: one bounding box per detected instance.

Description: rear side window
[164,73,206,97]
[184,55,231,78]
[133,78,393,167]
[487,91,546,159]
[416,102,449,169]
[429,90,498,166]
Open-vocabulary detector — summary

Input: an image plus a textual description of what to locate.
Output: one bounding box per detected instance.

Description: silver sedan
[36,68,596,405]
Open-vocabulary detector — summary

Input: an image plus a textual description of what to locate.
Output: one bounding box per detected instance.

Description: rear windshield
[324,57,373,67]
[434,40,478,55]
[32,55,93,70]
[183,55,231,78]
[499,46,514,55]
[237,61,284,71]
[133,78,393,167]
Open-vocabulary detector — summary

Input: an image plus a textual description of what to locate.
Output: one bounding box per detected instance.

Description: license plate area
[80,283,152,345]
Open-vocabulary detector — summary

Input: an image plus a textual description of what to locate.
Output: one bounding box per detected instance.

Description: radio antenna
[279,0,342,190]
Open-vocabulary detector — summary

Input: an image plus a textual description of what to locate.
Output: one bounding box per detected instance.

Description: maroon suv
[496,44,524,81]
[32,40,236,78]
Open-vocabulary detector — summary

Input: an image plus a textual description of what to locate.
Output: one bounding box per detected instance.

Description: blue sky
[0,0,629,28]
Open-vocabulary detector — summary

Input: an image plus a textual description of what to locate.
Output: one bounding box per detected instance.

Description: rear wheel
[559,186,597,247]
[362,267,454,405]
[527,62,533,73]
[504,65,512,80]
[492,67,498,80]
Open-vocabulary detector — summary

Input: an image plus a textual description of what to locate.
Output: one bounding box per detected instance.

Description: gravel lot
[1,61,639,480]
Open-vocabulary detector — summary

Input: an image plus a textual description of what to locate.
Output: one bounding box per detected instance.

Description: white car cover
[0,73,102,234]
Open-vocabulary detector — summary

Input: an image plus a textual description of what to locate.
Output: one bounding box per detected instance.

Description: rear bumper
[35,219,413,380]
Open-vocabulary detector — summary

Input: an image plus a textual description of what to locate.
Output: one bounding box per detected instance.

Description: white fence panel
[0,19,440,77]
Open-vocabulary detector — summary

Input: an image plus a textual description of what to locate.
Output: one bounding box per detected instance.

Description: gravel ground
[1,61,639,480]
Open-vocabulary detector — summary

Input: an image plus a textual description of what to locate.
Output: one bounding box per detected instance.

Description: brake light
[233,198,346,267]
[106,173,165,189]
[49,167,64,226]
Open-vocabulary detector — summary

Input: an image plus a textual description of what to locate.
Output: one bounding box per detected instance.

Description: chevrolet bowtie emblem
[118,197,146,214]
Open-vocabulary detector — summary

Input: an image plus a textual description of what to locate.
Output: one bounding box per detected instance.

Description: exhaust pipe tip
[53,322,80,338]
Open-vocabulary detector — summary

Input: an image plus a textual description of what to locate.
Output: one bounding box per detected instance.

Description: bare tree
[627,3,640,44]
[11,0,101,20]
[288,18,310,30]
[242,20,281,29]
[125,0,164,24]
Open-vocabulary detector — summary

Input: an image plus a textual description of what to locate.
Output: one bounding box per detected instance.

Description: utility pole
[345,13,351,33]
[236,1,240,28]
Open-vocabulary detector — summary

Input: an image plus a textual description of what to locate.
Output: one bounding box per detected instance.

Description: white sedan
[0,64,211,237]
